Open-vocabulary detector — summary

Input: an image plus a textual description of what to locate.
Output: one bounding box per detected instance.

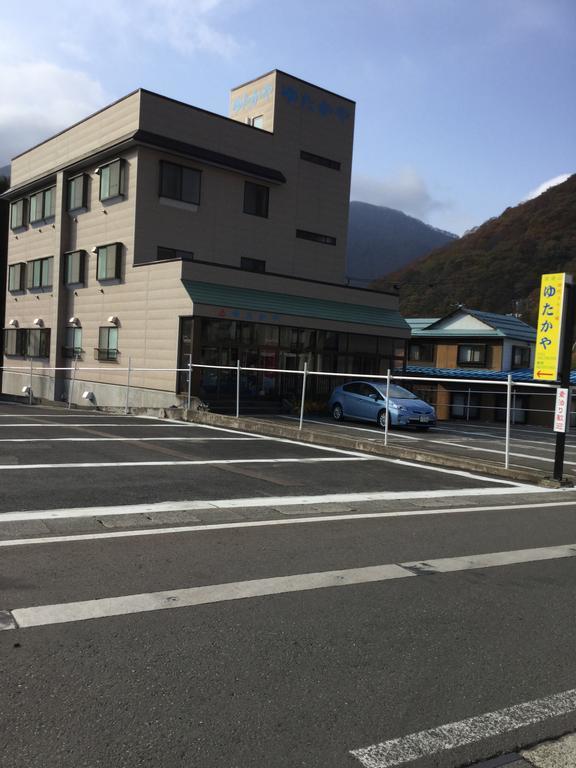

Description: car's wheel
[332,403,344,421]
[377,409,389,429]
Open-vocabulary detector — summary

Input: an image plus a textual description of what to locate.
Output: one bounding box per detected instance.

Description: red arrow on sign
[537,370,554,377]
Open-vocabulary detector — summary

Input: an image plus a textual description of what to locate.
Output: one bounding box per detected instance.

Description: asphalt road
[2,402,576,768]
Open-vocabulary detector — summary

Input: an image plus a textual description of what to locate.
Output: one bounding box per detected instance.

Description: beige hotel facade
[2,70,409,408]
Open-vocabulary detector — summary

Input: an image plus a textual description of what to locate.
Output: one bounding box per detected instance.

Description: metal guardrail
[1,361,569,471]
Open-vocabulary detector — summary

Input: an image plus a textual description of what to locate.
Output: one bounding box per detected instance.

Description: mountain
[374,174,576,322]
[346,201,457,286]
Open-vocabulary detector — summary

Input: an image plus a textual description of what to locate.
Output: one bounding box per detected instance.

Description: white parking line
[0,485,558,522]
[351,688,576,767]
[0,437,262,443]
[0,497,571,548]
[4,541,576,629]
[0,456,374,471]
[0,423,195,428]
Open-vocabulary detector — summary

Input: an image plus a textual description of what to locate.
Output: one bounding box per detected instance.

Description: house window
[98,159,125,201]
[243,182,269,218]
[457,344,487,366]
[512,345,531,369]
[96,243,122,281]
[63,327,83,358]
[29,186,56,223]
[4,328,27,356]
[159,161,201,205]
[300,150,341,171]
[241,257,266,273]
[27,328,51,358]
[64,251,86,286]
[96,327,119,361]
[248,115,264,129]
[67,174,88,211]
[296,229,337,246]
[157,246,194,261]
[8,263,26,292]
[408,342,435,362]
[10,199,27,229]
[27,257,53,289]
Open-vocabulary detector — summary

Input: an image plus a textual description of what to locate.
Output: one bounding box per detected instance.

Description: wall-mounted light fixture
[91,246,98,254]
[69,316,80,326]
[82,391,95,402]
[107,316,119,325]
[8,319,18,327]
[33,318,44,327]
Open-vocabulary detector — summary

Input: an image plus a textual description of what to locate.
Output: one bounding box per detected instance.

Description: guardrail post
[29,358,33,405]
[505,373,512,469]
[187,355,192,410]
[125,357,132,415]
[68,355,78,410]
[236,359,240,419]
[384,368,391,446]
[299,362,308,431]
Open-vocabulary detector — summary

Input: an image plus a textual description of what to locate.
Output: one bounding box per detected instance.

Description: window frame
[296,229,337,246]
[27,257,53,290]
[29,186,56,223]
[63,327,83,358]
[96,243,122,282]
[98,159,126,202]
[63,250,86,286]
[8,262,26,292]
[300,150,341,171]
[408,342,435,362]
[240,257,266,273]
[67,174,88,212]
[511,345,531,369]
[159,161,202,205]
[457,343,487,367]
[96,326,119,361]
[3,328,27,356]
[243,181,269,218]
[10,199,27,229]
[27,328,51,358]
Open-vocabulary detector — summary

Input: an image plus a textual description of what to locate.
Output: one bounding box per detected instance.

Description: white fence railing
[1,361,568,472]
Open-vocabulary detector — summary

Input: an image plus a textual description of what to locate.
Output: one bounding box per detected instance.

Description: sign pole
[553,282,575,481]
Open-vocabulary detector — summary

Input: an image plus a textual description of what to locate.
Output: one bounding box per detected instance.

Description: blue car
[328,380,436,429]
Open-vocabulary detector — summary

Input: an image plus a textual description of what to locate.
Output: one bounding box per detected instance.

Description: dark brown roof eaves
[133,129,286,183]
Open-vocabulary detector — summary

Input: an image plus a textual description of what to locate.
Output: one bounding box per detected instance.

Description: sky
[0,0,574,235]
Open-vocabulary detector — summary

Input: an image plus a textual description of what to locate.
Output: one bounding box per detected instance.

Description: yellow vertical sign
[533,273,567,381]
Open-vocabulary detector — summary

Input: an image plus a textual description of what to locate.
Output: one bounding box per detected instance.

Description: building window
[4,328,27,356]
[27,328,51,358]
[29,186,56,223]
[27,257,53,289]
[248,115,264,129]
[300,150,341,171]
[243,182,269,218]
[63,327,83,358]
[159,161,201,205]
[408,342,435,362]
[96,327,119,361]
[8,263,26,292]
[512,345,531,369]
[10,199,27,229]
[296,229,337,246]
[98,159,125,201]
[457,344,487,367]
[157,246,194,261]
[64,251,86,286]
[241,257,266,273]
[96,243,122,281]
[67,174,88,211]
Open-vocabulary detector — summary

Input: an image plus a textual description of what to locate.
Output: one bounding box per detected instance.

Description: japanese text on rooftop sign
[533,273,567,381]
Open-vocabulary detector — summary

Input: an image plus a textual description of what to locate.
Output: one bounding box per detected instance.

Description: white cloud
[524,173,571,201]
[351,167,447,221]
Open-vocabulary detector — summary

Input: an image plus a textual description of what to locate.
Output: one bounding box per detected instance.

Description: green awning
[183,280,410,331]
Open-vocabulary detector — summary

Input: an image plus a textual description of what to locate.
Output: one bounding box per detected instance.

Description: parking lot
[0,401,534,514]
[275,413,576,477]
